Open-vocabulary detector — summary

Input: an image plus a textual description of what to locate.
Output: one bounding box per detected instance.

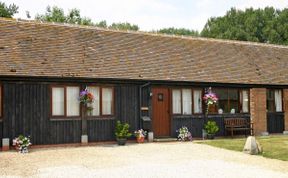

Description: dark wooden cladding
[116,85,139,131]
[0,122,2,147]
[87,120,115,141]
[2,83,81,145]
[172,114,250,138]
[267,112,284,133]
[172,117,204,138]
[1,82,139,145]
[88,85,139,141]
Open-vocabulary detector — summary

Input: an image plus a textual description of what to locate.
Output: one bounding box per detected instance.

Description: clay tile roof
[0,18,288,85]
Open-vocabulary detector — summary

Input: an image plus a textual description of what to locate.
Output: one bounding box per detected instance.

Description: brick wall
[283,89,288,131]
[250,88,267,135]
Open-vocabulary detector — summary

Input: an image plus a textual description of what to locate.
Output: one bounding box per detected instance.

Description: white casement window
[172,89,181,114]
[275,90,283,112]
[66,87,80,116]
[87,86,100,116]
[193,89,202,114]
[182,89,192,114]
[51,86,80,117]
[241,90,249,113]
[102,88,113,115]
[52,87,65,116]
[173,88,203,115]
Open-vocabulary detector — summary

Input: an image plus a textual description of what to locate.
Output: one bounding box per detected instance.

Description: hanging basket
[208,104,217,114]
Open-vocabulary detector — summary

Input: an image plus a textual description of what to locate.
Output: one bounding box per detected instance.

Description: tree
[35,6,94,26]
[201,7,288,45]
[35,6,139,31]
[109,22,139,31]
[96,20,107,28]
[157,27,199,37]
[0,1,18,18]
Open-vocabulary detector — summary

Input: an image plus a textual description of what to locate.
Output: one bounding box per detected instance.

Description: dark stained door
[152,88,170,137]
[267,113,284,133]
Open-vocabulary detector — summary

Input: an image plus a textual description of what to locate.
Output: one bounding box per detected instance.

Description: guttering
[139,82,151,129]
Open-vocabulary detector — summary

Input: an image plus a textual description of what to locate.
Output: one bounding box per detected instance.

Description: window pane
[214,89,228,113]
[275,90,282,112]
[182,89,191,114]
[67,87,80,116]
[102,88,113,115]
[229,89,239,113]
[52,87,65,116]
[87,87,100,116]
[241,90,249,113]
[172,90,181,114]
[193,90,202,113]
[267,90,275,112]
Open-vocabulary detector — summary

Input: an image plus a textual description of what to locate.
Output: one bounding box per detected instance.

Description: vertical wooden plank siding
[172,114,250,138]
[1,83,140,145]
[87,85,139,142]
[2,83,82,145]
[172,117,204,138]
[267,113,284,133]
[0,122,2,147]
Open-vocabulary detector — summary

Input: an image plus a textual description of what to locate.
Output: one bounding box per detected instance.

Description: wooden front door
[152,88,170,137]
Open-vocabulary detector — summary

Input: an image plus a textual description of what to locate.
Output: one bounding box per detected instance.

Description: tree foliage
[35,6,139,31]
[109,22,139,31]
[0,1,18,18]
[157,27,199,37]
[35,6,93,25]
[201,7,288,45]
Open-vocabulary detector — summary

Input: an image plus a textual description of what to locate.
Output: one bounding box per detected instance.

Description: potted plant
[176,126,192,141]
[204,120,219,139]
[134,129,147,143]
[115,121,132,145]
[12,135,32,153]
[203,87,218,115]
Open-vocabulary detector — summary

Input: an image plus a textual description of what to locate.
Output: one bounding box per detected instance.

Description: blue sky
[3,0,288,31]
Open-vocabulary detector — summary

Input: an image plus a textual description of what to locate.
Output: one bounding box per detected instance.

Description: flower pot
[208,104,217,113]
[117,138,127,145]
[207,134,215,139]
[136,137,145,143]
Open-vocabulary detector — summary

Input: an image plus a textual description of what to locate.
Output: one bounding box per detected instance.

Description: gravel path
[1,142,288,178]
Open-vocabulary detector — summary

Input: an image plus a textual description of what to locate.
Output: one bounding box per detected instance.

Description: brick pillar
[283,89,288,132]
[250,88,267,135]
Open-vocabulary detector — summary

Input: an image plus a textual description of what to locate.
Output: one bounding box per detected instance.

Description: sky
[3,0,288,31]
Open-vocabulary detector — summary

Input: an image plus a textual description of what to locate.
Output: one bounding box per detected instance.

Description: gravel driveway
[1,142,288,178]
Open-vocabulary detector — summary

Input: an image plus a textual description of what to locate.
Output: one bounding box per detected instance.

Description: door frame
[152,87,172,137]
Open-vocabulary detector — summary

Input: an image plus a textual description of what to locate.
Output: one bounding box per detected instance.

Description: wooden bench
[224,118,253,138]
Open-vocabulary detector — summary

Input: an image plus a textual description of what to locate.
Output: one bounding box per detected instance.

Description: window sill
[50,117,81,121]
[87,116,115,120]
[173,113,251,119]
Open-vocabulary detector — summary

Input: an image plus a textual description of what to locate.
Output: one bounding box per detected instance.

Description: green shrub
[204,120,219,134]
[115,121,132,139]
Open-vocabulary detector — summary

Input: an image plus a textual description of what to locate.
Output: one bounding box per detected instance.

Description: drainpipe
[139,82,151,129]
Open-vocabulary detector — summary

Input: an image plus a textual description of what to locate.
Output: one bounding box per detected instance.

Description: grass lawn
[195,135,288,161]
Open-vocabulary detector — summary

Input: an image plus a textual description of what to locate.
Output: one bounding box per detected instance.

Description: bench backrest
[224,118,248,127]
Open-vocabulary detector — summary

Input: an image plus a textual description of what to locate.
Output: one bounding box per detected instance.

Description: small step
[153,138,178,142]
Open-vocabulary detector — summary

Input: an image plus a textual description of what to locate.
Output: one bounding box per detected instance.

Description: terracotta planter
[136,137,145,143]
